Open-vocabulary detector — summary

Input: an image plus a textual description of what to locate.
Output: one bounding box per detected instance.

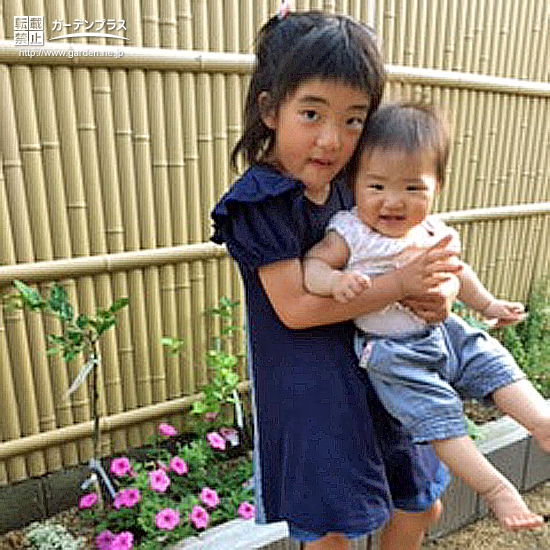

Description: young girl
[211,11,462,550]
[304,102,550,531]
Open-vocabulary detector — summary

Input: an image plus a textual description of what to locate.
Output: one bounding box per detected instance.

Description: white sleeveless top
[327,209,460,336]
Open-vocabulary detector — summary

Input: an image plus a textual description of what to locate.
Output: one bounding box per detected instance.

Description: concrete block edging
[172,415,550,550]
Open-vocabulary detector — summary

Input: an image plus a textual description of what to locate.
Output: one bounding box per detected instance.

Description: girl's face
[261,79,368,204]
[356,147,439,238]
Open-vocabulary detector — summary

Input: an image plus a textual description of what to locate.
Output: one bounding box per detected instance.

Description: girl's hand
[401,275,460,323]
[330,271,371,303]
[483,300,527,328]
[396,235,462,298]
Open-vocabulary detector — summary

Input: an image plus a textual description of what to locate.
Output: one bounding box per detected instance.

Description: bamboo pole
[209,0,232,354]
[72,61,115,459]
[487,0,505,77]
[142,0,176,414]
[124,2,154,438]
[0,159,27,483]
[533,0,548,82]
[161,0,194,431]
[44,0,95,463]
[101,0,142,449]
[178,0,206,395]
[84,0,131,455]
[9,62,64,475]
[468,0,484,75]
[193,0,219,388]
[31,53,81,469]
[0,23,46,482]
[125,3,164,439]
[225,0,246,380]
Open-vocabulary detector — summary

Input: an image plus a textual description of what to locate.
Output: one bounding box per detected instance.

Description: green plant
[3,280,128,503]
[25,522,84,550]
[493,279,550,397]
[163,297,243,435]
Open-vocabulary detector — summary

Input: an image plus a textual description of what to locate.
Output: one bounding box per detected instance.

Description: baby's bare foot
[481,479,543,531]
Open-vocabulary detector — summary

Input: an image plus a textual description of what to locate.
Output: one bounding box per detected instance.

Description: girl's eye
[347,116,365,130]
[301,110,318,122]
[368,184,384,191]
[406,185,428,192]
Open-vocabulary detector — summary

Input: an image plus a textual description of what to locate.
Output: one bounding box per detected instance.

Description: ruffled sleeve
[211,166,303,269]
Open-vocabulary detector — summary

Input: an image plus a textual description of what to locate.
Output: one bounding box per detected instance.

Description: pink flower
[206,431,226,451]
[156,508,180,531]
[110,457,131,477]
[169,456,188,476]
[158,423,177,437]
[200,487,220,509]
[110,531,134,550]
[78,492,97,509]
[204,411,218,422]
[189,505,209,530]
[95,529,113,550]
[148,468,170,492]
[237,502,256,519]
[113,488,140,509]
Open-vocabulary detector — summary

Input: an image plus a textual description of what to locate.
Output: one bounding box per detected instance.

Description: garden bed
[2,410,548,550]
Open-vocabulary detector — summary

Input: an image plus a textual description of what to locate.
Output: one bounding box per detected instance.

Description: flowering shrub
[78,423,254,549]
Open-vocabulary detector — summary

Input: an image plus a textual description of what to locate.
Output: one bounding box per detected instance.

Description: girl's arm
[458,263,526,326]
[259,235,460,329]
[303,232,370,302]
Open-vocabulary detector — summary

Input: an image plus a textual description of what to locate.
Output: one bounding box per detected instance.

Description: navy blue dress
[211,165,447,536]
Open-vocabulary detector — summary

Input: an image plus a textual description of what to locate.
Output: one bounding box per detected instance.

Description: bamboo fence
[0,0,548,486]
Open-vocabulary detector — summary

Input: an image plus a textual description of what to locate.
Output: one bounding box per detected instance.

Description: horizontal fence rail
[0,203,549,286]
[0,41,549,97]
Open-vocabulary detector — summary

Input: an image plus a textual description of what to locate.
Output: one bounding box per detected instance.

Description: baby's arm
[303,232,371,303]
[458,263,526,326]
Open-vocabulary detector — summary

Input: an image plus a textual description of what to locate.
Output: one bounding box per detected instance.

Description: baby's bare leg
[492,379,550,452]
[433,436,543,530]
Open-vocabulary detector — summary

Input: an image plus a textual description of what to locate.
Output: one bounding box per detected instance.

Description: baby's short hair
[350,102,450,186]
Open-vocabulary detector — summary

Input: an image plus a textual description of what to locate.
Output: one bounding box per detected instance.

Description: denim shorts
[357,314,524,443]
[289,524,366,543]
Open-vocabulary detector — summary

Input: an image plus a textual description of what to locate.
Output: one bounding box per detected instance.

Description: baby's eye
[368,183,384,191]
[406,185,427,192]
[300,110,318,122]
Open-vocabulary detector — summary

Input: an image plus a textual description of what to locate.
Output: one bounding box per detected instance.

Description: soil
[422,480,550,549]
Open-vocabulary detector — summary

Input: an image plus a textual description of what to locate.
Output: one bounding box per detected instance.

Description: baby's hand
[483,300,527,328]
[331,271,371,303]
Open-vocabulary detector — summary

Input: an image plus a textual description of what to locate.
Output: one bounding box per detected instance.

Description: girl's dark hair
[349,102,450,185]
[231,11,385,171]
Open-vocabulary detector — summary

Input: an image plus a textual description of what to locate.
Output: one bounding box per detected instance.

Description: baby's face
[355,147,439,238]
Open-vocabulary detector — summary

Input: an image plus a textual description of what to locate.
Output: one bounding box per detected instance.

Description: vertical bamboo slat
[31,63,80,468]
[161,0,194,431]
[141,0,175,411]
[193,0,218,387]
[178,0,205,394]
[0,160,27,483]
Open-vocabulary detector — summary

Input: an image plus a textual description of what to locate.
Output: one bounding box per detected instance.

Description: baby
[303,102,550,531]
